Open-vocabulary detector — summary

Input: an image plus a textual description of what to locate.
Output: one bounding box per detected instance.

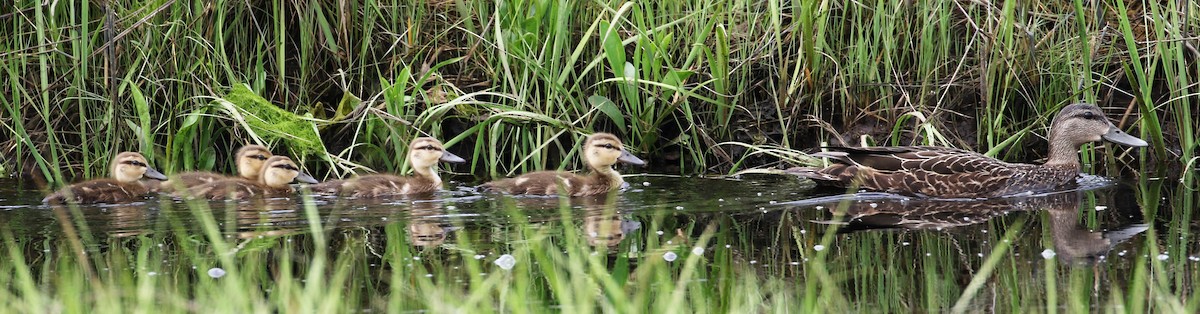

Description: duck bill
[439,151,467,163]
[294,172,319,184]
[1102,126,1148,147]
[143,167,168,180]
[617,149,647,166]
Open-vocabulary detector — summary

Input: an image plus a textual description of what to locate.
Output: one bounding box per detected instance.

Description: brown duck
[177,156,318,200]
[308,137,465,197]
[153,145,272,192]
[481,133,646,196]
[791,103,1148,198]
[43,152,168,204]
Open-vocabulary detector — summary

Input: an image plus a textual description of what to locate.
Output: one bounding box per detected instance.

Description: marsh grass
[2,0,1196,182]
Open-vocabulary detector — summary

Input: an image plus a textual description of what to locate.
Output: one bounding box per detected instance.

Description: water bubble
[757,192,763,196]
[656,231,664,235]
[1118,250,1127,256]
[749,260,757,264]
[425,274,434,278]
[675,206,684,210]
[815,205,824,210]
[718,198,725,202]
[1157,254,1169,261]
[663,252,678,262]
[1041,249,1056,259]
[799,229,807,234]
[473,254,486,260]
[692,247,705,255]
[869,203,878,208]
[412,257,421,261]
[1095,206,1107,211]
[813,245,826,251]
[147,271,158,276]
[642,182,651,186]
[447,205,457,210]
[207,268,226,278]
[494,254,517,270]
[901,242,911,246]
[769,200,777,204]
[724,244,732,248]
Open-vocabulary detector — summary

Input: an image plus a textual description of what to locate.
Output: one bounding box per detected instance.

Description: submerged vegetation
[1,0,1196,183]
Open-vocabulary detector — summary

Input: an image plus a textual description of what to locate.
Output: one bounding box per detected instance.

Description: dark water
[0,174,1170,260]
[2,173,1195,309]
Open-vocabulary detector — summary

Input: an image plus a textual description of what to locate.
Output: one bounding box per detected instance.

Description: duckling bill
[792,103,1148,198]
[177,156,317,200]
[308,137,464,197]
[481,133,645,196]
[44,152,168,205]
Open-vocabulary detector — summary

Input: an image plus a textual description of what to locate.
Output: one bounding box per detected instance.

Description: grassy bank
[2,1,1197,181]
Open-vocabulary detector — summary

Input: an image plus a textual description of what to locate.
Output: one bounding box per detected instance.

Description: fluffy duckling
[178,156,318,200]
[308,137,466,197]
[153,145,273,192]
[43,152,168,204]
[481,133,646,196]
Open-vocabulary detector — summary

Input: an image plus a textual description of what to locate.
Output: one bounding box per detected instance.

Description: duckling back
[178,178,295,200]
[480,170,622,197]
[43,179,153,205]
[310,174,442,198]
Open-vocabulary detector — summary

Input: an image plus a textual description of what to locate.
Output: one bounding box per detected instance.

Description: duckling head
[583,133,646,171]
[111,152,167,183]
[235,145,273,180]
[1046,103,1147,165]
[258,156,319,188]
[408,137,466,171]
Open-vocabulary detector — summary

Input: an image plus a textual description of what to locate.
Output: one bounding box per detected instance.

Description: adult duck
[791,103,1147,198]
[481,133,646,196]
[308,137,465,197]
[43,152,168,204]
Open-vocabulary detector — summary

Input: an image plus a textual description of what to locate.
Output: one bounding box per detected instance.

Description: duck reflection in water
[404,196,454,248]
[802,190,1147,263]
[578,195,641,249]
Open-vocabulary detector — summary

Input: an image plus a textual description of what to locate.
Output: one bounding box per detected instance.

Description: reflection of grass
[1,182,1197,312]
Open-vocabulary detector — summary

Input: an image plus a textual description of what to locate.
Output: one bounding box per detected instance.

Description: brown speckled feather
[43,179,152,205]
[313,174,443,198]
[153,172,228,193]
[801,146,1077,198]
[182,179,296,200]
[480,170,621,197]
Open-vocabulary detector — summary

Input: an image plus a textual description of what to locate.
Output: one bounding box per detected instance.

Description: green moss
[222,84,326,158]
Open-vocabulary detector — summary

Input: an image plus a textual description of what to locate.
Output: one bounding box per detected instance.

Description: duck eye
[421,145,439,151]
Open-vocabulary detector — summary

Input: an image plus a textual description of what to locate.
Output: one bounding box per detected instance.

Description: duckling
[308,137,466,197]
[178,156,318,200]
[791,103,1148,198]
[43,152,168,204]
[481,133,646,196]
[152,145,272,192]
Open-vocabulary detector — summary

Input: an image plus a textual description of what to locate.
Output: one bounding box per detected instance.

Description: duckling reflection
[405,196,453,247]
[578,195,641,249]
[808,191,1146,263]
[224,199,307,239]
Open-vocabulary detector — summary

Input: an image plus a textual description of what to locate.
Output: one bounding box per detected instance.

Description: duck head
[583,133,646,170]
[235,145,273,180]
[112,152,167,182]
[408,137,466,170]
[258,156,319,188]
[1046,103,1147,165]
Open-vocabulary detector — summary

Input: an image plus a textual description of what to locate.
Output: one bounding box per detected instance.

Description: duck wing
[805,146,1023,198]
[44,179,149,204]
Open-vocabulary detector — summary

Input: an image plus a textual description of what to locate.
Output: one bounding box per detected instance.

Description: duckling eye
[596,144,617,150]
[124,161,147,167]
[252,154,269,160]
[419,145,439,151]
[275,164,299,171]
[1080,111,1097,120]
